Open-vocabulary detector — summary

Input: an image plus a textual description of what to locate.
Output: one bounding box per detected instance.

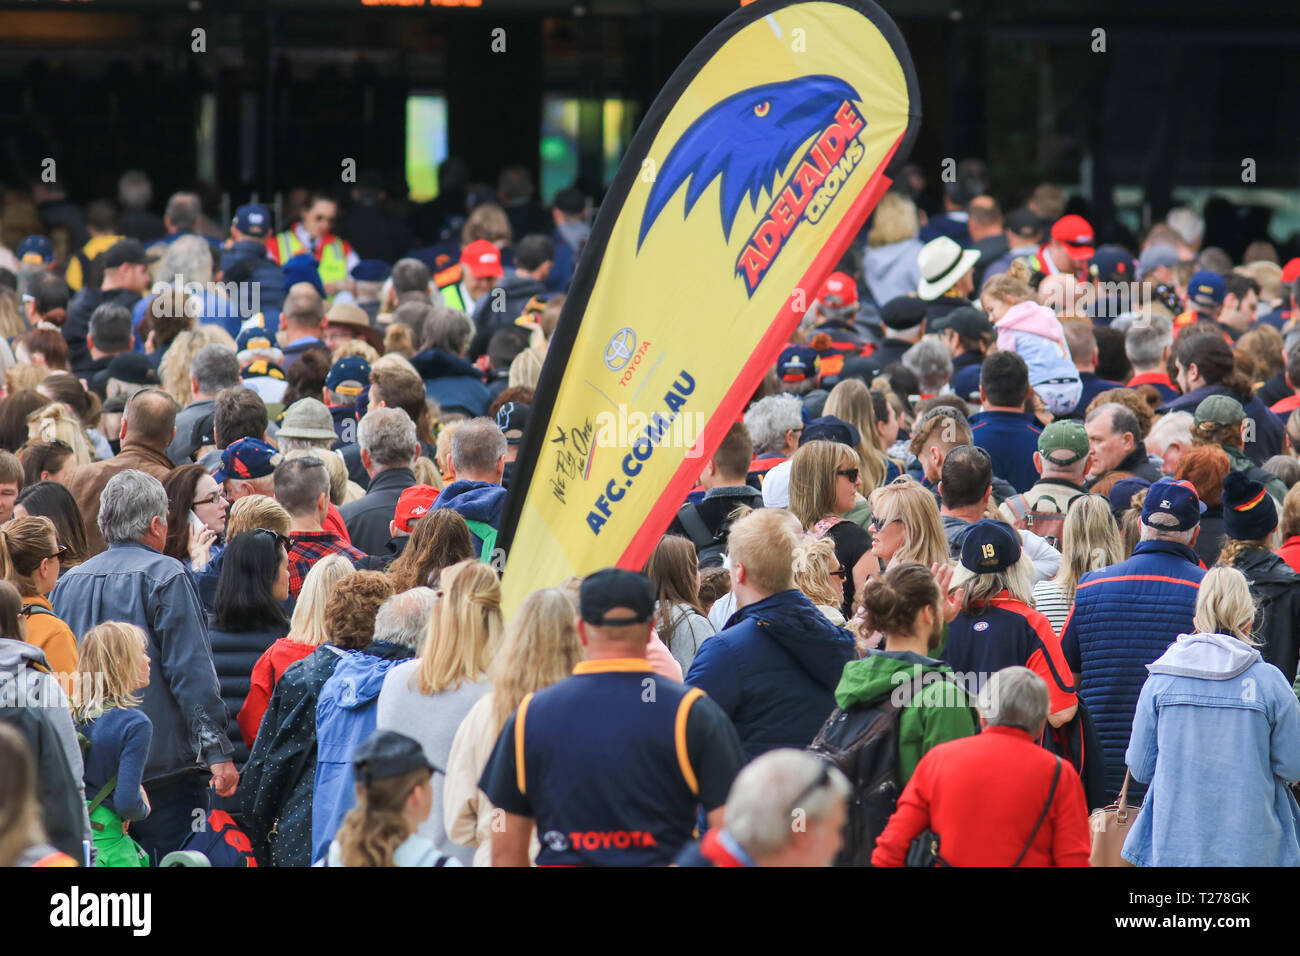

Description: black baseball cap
[105,352,160,386]
[579,568,655,626]
[929,305,993,339]
[880,296,928,330]
[100,238,158,269]
[1005,207,1043,240]
[352,730,440,787]
[800,415,861,448]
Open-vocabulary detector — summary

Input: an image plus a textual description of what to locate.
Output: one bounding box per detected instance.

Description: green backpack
[86,775,150,868]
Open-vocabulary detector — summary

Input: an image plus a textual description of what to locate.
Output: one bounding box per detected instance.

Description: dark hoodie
[430,479,508,557]
[685,589,855,760]
[410,348,493,417]
[468,274,548,360]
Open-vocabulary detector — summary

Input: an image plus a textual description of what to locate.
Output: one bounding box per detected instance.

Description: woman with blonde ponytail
[327,730,459,867]
[0,517,77,677]
[442,586,582,865]
[376,559,502,864]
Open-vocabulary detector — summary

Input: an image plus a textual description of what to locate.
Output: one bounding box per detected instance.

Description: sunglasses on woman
[836,467,860,484]
[869,515,900,534]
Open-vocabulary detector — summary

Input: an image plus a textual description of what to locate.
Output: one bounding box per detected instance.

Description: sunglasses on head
[251,528,291,552]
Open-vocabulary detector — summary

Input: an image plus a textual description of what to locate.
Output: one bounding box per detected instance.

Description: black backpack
[675,502,729,569]
[808,672,970,866]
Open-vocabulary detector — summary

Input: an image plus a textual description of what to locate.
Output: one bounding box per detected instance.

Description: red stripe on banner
[616,130,905,571]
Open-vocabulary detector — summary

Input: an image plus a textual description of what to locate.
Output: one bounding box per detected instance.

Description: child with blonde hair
[75,621,153,867]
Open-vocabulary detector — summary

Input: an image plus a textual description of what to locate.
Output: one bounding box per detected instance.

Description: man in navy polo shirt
[480,569,744,866]
[969,351,1042,493]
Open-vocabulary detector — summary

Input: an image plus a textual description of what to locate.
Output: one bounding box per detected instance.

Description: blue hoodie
[685,589,856,760]
[431,480,507,557]
[312,649,407,864]
[1123,632,1300,866]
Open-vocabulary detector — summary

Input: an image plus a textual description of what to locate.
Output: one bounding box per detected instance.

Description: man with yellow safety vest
[265,192,359,297]
[433,239,503,314]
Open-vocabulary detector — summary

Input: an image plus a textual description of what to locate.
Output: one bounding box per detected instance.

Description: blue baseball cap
[350,259,392,282]
[326,355,371,397]
[283,253,325,297]
[1107,476,1151,518]
[1141,477,1203,532]
[17,235,53,266]
[1187,270,1226,310]
[800,415,861,448]
[959,519,1022,573]
[211,437,280,483]
[777,345,819,382]
[234,203,272,238]
[1089,245,1137,283]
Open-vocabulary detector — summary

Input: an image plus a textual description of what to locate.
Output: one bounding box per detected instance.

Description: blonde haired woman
[1123,566,1300,866]
[824,378,888,492]
[1032,494,1124,634]
[790,439,873,615]
[792,536,847,625]
[225,494,292,540]
[442,586,583,865]
[377,559,503,864]
[236,553,354,748]
[74,621,153,866]
[0,516,77,677]
[863,192,923,305]
[866,475,950,573]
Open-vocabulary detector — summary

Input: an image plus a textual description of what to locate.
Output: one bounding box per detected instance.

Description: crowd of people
[2,160,1300,869]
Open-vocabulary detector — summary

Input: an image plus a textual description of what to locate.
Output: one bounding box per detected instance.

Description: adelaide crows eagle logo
[637,75,871,296]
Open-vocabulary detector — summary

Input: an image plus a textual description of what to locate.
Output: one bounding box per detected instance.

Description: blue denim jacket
[52,540,232,786]
[1122,632,1300,866]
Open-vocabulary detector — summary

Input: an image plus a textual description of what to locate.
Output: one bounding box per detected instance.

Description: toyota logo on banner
[604,327,637,371]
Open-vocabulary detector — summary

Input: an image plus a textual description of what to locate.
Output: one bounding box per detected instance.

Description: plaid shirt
[287,531,364,597]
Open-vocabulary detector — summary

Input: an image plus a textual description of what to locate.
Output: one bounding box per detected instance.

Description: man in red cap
[1039,214,1094,280]
[434,238,504,314]
[803,271,872,381]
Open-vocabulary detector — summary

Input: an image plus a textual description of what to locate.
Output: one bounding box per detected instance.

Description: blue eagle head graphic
[637,75,862,251]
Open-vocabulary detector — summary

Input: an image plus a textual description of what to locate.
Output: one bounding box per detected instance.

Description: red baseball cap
[1050,214,1095,260]
[816,271,858,310]
[460,240,504,279]
[394,484,440,534]
[1281,258,1300,285]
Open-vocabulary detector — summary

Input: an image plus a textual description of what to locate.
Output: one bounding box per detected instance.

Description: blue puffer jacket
[685,589,856,760]
[1061,539,1205,801]
[431,480,507,558]
[208,622,289,769]
[312,645,413,864]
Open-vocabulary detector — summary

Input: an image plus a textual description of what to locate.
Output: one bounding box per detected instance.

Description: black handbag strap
[1013,756,1060,867]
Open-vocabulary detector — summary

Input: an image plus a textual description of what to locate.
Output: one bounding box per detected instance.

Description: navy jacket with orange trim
[944,592,1076,717]
[1061,540,1204,800]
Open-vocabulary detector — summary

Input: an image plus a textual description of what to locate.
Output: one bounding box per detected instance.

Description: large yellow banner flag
[500,0,920,614]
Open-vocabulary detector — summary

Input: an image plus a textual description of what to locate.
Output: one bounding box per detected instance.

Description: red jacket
[1278,536,1300,574]
[872,725,1092,867]
[236,637,317,749]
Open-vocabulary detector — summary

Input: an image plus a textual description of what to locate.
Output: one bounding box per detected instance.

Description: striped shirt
[1031,579,1072,637]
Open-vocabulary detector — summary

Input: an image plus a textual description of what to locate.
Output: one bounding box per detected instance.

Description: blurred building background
[1,0,1297,251]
